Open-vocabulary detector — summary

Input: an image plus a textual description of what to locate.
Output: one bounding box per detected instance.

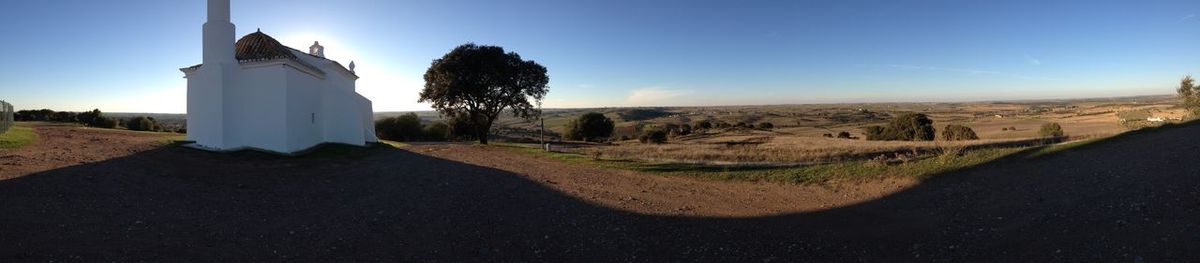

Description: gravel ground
[0,122,1197,262]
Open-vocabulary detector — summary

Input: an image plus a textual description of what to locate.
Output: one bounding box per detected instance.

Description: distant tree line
[13,109,176,132]
[556,113,782,145]
[691,120,775,131]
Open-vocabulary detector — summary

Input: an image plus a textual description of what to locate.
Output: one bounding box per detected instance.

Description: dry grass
[577,135,1044,164]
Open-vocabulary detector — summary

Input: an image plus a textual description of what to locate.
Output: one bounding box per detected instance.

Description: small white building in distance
[181,0,376,154]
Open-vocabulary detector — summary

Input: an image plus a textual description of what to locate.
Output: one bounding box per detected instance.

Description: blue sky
[1,0,1197,113]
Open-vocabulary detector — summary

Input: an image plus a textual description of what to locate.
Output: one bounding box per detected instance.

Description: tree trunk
[477,130,489,144]
[476,120,489,145]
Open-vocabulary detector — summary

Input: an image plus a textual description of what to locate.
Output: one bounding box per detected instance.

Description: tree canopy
[941,124,979,141]
[1039,123,1064,138]
[1179,75,1199,112]
[564,112,615,142]
[864,113,935,141]
[420,43,549,144]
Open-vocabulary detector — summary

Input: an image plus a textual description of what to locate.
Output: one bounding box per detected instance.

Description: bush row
[13,109,176,132]
[374,113,478,142]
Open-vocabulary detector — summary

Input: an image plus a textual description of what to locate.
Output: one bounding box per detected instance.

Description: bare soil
[0,123,168,179]
[1,122,1198,262]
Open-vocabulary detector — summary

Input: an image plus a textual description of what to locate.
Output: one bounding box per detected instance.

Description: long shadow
[2,123,1199,262]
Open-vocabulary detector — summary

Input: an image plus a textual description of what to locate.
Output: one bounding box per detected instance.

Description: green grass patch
[378,140,410,148]
[1022,137,1105,158]
[0,125,38,149]
[497,143,1025,185]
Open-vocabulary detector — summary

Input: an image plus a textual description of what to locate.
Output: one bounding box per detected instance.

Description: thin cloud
[1179,14,1196,22]
[1024,55,1041,65]
[869,64,1056,81]
[626,87,689,105]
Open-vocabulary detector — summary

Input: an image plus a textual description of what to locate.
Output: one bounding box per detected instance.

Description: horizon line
[74,92,1176,115]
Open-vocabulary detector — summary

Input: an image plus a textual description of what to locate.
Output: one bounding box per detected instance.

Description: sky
[1,0,1198,113]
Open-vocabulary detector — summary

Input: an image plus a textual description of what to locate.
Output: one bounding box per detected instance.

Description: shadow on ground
[2,122,1199,262]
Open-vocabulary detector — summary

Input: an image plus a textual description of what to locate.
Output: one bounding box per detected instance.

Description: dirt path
[0,123,168,180]
[0,122,1197,262]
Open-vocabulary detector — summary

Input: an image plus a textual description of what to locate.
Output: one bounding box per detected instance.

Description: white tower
[203,0,235,64]
[187,0,237,149]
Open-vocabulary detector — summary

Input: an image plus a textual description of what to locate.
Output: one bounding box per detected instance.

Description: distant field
[486,95,1184,170]
[582,132,1053,164]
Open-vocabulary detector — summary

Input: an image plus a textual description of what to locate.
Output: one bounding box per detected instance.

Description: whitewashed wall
[284,67,325,152]
[229,64,288,151]
[185,63,231,148]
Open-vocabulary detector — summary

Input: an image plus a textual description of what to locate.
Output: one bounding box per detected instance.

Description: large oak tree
[420,43,549,144]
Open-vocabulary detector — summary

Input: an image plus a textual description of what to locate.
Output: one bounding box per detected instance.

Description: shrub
[424,122,449,141]
[638,130,668,144]
[616,108,671,121]
[837,131,852,139]
[447,114,479,141]
[864,113,935,141]
[95,117,120,129]
[822,133,833,138]
[51,111,77,122]
[694,120,713,130]
[863,125,888,140]
[715,121,731,129]
[1001,127,1009,131]
[677,124,693,136]
[1039,123,1064,137]
[758,122,774,130]
[126,116,159,131]
[564,112,615,142]
[662,123,681,135]
[77,109,102,126]
[941,125,979,141]
[734,122,749,128]
[1009,126,1017,131]
[375,113,424,141]
[1178,75,1199,110]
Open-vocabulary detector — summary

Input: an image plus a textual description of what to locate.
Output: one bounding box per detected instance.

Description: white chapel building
[181,0,376,154]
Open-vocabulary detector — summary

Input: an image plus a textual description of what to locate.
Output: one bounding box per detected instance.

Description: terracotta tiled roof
[181,30,355,78]
[235,30,297,61]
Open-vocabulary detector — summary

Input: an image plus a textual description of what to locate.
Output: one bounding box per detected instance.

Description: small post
[538,105,546,151]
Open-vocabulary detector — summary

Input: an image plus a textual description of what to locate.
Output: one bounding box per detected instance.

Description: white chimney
[202,0,235,64]
[309,41,325,58]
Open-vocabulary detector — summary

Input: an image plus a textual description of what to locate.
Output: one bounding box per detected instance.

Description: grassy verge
[0,125,38,149]
[498,143,1025,184]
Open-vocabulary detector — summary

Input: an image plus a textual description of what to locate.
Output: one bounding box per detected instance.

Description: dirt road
[1,122,1197,262]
